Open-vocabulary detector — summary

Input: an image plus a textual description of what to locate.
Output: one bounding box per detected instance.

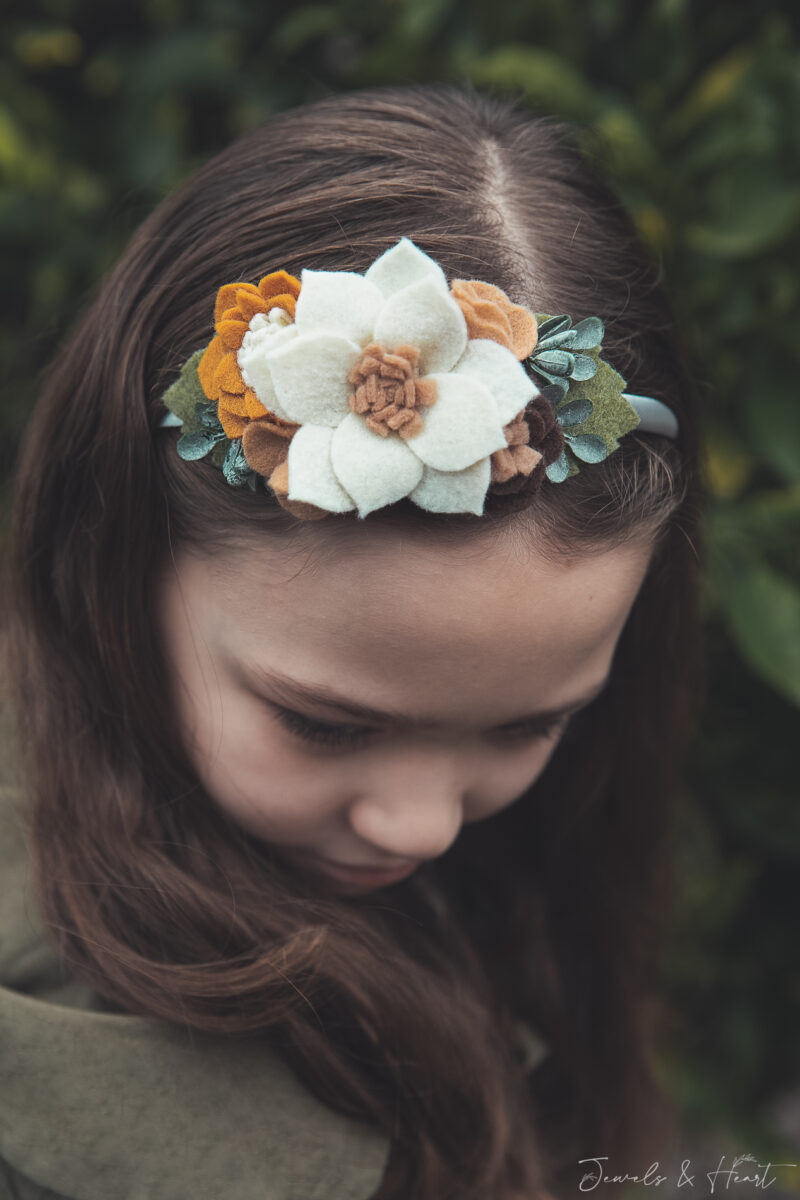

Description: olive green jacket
[0,724,548,1200]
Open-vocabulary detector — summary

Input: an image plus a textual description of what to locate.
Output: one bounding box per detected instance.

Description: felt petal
[409,458,491,516]
[452,339,539,425]
[258,270,301,304]
[213,351,245,396]
[285,424,356,513]
[330,412,423,518]
[266,332,361,427]
[218,406,247,439]
[374,278,468,375]
[198,336,226,399]
[294,270,384,345]
[237,324,299,420]
[364,237,449,298]
[405,373,507,472]
[215,282,257,325]
[218,318,249,352]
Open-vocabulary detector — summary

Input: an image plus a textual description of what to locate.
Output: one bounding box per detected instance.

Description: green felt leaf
[569,316,604,350]
[211,440,229,469]
[557,398,593,427]
[533,369,569,394]
[569,353,597,380]
[222,438,256,488]
[536,314,571,339]
[566,433,608,462]
[160,348,207,434]
[176,430,218,461]
[545,450,571,484]
[538,329,576,350]
[535,349,573,375]
[557,350,640,458]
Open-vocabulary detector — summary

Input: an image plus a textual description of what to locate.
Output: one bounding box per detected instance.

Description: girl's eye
[491,714,571,743]
[270,704,571,752]
[271,705,378,750]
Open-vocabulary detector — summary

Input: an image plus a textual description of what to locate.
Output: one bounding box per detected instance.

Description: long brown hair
[6,84,704,1199]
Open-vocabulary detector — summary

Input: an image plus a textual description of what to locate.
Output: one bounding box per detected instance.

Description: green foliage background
[1,0,799,1167]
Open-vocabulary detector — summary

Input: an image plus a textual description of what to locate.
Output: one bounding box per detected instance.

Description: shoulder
[1,973,391,1200]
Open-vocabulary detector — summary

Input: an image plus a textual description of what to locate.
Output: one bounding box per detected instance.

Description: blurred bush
[1,0,798,1160]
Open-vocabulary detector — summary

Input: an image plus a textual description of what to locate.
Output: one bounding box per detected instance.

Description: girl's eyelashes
[268,703,571,752]
[270,705,378,750]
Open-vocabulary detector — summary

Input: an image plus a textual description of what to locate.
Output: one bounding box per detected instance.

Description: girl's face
[157,524,653,894]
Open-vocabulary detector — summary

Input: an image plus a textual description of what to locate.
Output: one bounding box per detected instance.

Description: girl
[1,84,703,1199]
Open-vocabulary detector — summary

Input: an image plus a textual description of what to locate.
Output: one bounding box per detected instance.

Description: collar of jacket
[0,782,391,1200]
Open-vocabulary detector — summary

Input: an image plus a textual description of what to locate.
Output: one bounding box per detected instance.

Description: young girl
[1,84,703,1200]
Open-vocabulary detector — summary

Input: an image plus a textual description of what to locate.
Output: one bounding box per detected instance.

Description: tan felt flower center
[347,343,437,439]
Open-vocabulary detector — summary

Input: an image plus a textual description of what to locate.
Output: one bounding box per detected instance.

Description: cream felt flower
[235,238,539,517]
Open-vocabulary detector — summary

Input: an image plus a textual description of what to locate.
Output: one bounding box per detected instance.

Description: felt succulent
[527,314,641,484]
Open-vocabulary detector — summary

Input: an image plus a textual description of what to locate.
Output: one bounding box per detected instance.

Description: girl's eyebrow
[235,661,611,729]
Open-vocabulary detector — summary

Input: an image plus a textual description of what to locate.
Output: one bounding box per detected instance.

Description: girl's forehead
[163,533,653,715]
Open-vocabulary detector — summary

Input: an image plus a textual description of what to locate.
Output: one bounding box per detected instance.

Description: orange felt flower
[197,270,301,438]
[450,279,538,360]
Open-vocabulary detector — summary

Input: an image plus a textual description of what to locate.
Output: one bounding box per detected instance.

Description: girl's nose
[346,749,464,863]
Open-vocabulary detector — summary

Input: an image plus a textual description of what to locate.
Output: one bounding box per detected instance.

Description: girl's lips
[309,856,419,888]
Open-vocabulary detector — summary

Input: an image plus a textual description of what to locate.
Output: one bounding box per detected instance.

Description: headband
[158,238,679,521]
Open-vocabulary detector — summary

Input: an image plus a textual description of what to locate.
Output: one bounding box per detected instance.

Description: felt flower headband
[159,238,679,520]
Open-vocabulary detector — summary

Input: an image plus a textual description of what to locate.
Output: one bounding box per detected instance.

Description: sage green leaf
[222,438,256,488]
[539,329,577,350]
[211,440,229,469]
[536,314,571,339]
[159,348,207,434]
[545,451,571,483]
[566,433,608,462]
[532,368,570,394]
[569,353,598,381]
[197,402,225,434]
[177,431,218,461]
[556,398,594,427]
[569,317,604,350]
[535,349,574,375]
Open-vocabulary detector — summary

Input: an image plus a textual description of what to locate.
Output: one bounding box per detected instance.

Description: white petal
[265,332,360,427]
[373,277,467,375]
[409,459,492,516]
[286,425,356,512]
[364,237,449,298]
[294,270,384,345]
[406,373,508,471]
[453,339,539,425]
[237,323,299,419]
[330,412,423,518]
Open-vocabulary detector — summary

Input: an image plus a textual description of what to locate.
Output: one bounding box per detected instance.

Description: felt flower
[450,279,538,360]
[197,270,301,438]
[234,238,539,518]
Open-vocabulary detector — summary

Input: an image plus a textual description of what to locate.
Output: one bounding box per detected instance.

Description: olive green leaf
[160,348,208,434]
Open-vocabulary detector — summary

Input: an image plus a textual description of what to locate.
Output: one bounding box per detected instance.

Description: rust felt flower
[197,270,301,438]
[450,280,538,361]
